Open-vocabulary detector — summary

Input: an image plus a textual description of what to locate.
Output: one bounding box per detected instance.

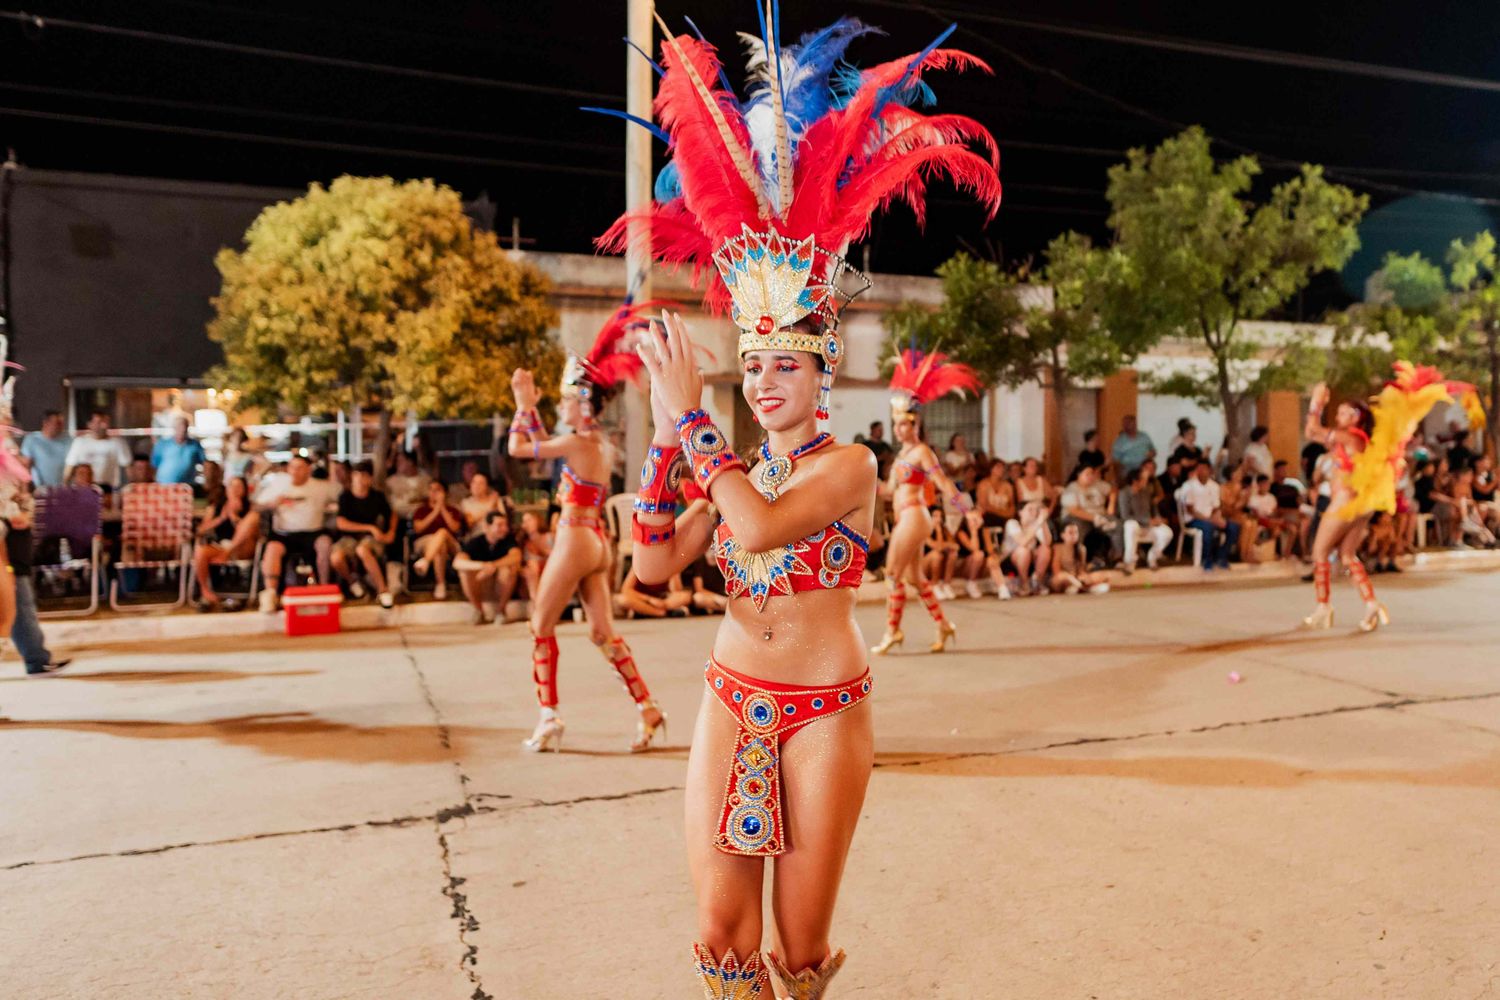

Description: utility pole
[0,149,18,358]
[623,0,655,474]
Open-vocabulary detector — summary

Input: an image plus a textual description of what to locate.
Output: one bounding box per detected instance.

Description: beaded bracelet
[635,444,684,515]
[675,408,746,492]
[510,408,542,435]
[631,513,676,547]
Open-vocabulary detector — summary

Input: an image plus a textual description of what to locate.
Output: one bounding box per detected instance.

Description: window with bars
[920,397,984,456]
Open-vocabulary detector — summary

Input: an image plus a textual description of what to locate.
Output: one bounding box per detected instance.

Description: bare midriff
[893,482,928,511]
[712,587,866,686]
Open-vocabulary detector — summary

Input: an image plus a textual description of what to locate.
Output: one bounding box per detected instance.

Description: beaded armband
[949,491,972,514]
[631,514,676,546]
[635,444,685,515]
[676,409,746,492]
[510,408,542,435]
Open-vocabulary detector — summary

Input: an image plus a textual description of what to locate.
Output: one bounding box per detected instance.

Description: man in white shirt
[256,453,337,611]
[63,410,133,491]
[382,451,431,520]
[1176,462,1239,569]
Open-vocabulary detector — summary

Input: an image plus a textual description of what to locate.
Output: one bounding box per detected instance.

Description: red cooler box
[282,585,343,636]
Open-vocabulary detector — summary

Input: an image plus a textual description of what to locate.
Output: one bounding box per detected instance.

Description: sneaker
[259,589,278,614]
[1121,562,1136,576]
[433,582,447,601]
[965,580,983,599]
[997,583,1012,601]
[26,659,71,675]
[413,557,431,577]
[349,581,368,600]
[1089,582,1111,595]
[378,591,394,610]
[1147,556,1160,570]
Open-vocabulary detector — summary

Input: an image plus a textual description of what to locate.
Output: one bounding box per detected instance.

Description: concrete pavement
[2,570,1498,998]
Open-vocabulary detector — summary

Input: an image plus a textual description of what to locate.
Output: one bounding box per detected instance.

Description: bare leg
[193,544,225,603]
[355,541,387,593]
[260,541,285,596]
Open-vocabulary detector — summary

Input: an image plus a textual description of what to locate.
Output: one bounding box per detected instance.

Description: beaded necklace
[754,432,834,501]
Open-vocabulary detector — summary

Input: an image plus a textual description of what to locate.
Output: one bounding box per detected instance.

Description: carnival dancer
[1302,363,1467,632]
[507,301,672,753]
[605,10,1000,996]
[872,349,980,655]
[0,334,28,645]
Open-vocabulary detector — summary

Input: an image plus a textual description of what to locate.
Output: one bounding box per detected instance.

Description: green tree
[208,175,561,478]
[1432,232,1500,458]
[1107,127,1368,455]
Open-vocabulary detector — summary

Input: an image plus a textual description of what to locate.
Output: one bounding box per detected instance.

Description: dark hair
[43,409,61,420]
[1273,459,1287,470]
[485,509,509,524]
[1250,425,1269,443]
[1256,474,1271,484]
[353,460,375,476]
[1240,475,1253,487]
[90,408,110,420]
[430,477,448,490]
[1347,400,1375,436]
[1083,428,1097,443]
[869,421,882,432]
[948,432,965,450]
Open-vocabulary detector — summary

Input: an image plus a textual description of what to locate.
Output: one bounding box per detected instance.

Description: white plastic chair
[1173,496,1204,567]
[602,493,636,588]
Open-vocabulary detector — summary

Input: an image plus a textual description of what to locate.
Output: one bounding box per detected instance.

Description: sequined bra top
[557,463,605,509]
[713,517,869,612]
[894,460,928,486]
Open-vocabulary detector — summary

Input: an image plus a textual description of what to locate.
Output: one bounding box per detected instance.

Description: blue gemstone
[752,705,770,722]
[784,704,795,715]
[714,677,724,689]
[839,692,850,704]
[862,681,870,693]
[733,691,743,703]
[812,698,824,710]
[742,815,762,836]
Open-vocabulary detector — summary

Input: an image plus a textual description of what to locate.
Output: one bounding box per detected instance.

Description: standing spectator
[1070,429,1106,480]
[255,452,338,612]
[1177,461,1239,569]
[1243,425,1275,479]
[222,427,259,480]
[1110,414,1155,480]
[20,410,72,487]
[384,451,431,521]
[151,416,206,485]
[331,460,396,608]
[411,479,464,601]
[64,409,132,492]
[1300,438,1327,487]
[975,459,1017,528]
[1059,465,1119,566]
[1120,461,1172,572]
[1169,424,1204,468]
[8,493,70,674]
[460,470,503,536]
[942,433,977,489]
[1167,417,1195,456]
[191,476,261,611]
[1444,422,1475,471]
[1049,522,1110,594]
[456,510,521,625]
[860,421,893,469]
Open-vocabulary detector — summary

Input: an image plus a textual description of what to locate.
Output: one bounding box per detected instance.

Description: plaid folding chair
[34,485,104,619]
[110,483,195,611]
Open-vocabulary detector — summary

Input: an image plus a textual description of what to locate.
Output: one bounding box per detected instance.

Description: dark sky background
[5,0,1499,318]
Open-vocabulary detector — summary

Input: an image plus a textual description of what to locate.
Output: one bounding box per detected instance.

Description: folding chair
[110,483,194,611]
[603,493,635,589]
[34,485,104,619]
[187,525,266,606]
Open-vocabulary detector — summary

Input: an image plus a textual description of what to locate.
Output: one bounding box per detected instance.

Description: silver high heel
[1302,604,1334,630]
[521,715,565,753]
[870,629,904,655]
[1358,603,1390,633]
[630,701,667,753]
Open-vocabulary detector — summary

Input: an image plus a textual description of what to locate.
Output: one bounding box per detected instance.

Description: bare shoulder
[825,442,878,484]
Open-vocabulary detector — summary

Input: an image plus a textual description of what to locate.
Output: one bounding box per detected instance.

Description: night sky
[5,1,1499,317]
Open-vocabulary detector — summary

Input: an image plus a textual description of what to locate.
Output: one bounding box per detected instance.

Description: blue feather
[580,106,670,145]
[653,162,683,203]
[623,37,664,78]
[873,22,955,118]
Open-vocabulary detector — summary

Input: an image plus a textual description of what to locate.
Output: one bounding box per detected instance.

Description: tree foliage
[1106,127,1368,453]
[208,176,562,424]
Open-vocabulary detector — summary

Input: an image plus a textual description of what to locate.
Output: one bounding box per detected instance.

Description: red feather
[889,347,981,403]
[585,299,681,389]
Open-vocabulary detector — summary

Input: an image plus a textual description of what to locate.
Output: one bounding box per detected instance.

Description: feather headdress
[1343,362,1473,519]
[593,6,1001,420]
[888,346,980,422]
[560,299,680,401]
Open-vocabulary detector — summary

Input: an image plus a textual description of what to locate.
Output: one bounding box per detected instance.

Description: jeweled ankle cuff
[677,409,745,492]
[767,949,846,1000]
[635,444,684,514]
[693,943,770,999]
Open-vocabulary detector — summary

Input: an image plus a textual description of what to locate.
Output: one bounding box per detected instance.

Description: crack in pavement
[398,629,493,1000]
[522,785,682,810]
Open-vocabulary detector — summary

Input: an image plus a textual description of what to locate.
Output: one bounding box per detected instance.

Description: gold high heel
[930,620,957,653]
[630,701,668,753]
[521,715,565,753]
[768,949,846,1000]
[1358,603,1390,633]
[870,629,904,656]
[1301,604,1334,630]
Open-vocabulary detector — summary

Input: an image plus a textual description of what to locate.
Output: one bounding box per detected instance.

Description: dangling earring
[816,367,833,421]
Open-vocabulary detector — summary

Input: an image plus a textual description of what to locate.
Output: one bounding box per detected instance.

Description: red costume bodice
[713,517,868,611]
[1332,428,1370,475]
[894,459,927,486]
[557,463,605,509]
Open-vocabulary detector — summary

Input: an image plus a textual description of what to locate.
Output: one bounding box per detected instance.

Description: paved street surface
[3,571,1498,999]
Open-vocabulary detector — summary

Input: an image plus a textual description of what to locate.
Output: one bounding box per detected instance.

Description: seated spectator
[384,451,431,521]
[617,569,693,618]
[1176,461,1239,570]
[1247,474,1297,559]
[1451,468,1497,547]
[1471,454,1499,535]
[1014,456,1052,514]
[20,410,73,488]
[1049,522,1109,594]
[201,460,225,504]
[66,464,99,491]
[411,479,465,601]
[1446,425,1475,471]
[331,460,396,608]
[1169,424,1203,469]
[921,505,960,600]
[126,456,155,486]
[1156,456,1187,523]
[256,452,338,611]
[455,510,521,625]
[953,508,994,599]
[975,459,1017,528]
[1120,461,1172,572]
[687,552,728,614]
[998,500,1051,596]
[151,416,206,485]
[1269,461,1310,555]
[448,459,483,505]
[1069,429,1106,481]
[191,475,261,611]
[330,459,351,490]
[1243,425,1274,478]
[1425,458,1460,547]
[942,433,976,488]
[518,510,553,604]
[1110,414,1155,481]
[1059,465,1119,566]
[64,409,132,492]
[460,471,503,537]
[1218,472,1258,563]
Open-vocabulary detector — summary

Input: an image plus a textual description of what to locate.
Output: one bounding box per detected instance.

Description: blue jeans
[1188,518,1241,568]
[12,575,53,672]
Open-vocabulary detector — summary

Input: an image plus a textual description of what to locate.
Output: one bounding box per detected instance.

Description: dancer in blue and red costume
[507,301,676,754]
[604,9,1001,996]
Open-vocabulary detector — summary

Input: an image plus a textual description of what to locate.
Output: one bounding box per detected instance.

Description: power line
[0,106,621,177]
[852,0,1500,94]
[0,10,620,104]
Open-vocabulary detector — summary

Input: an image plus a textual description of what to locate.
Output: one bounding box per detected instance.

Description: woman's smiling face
[742,351,820,431]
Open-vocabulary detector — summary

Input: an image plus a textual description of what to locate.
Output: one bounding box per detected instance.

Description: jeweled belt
[706,658,872,857]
